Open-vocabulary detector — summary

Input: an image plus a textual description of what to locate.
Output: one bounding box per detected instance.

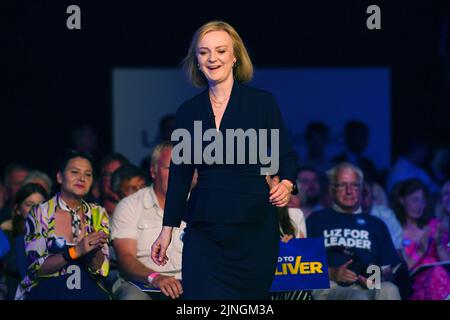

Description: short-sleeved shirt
[110,186,185,279]
[306,208,400,268]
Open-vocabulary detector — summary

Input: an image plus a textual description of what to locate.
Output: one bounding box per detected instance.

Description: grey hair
[326,162,364,186]
[150,141,173,172]
[22,170,53,191]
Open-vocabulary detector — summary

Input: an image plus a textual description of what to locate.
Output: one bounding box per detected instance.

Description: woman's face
[401,189,426,221]
[196,30,236,85]
[57,157,94,198]
[16,192,45,218]
[441,183,450,214]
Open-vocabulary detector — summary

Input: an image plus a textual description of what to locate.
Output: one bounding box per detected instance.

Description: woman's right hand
[151,226,173,266]
[280,234,294,243]
[417,227,431,256]
[75,231,108,257]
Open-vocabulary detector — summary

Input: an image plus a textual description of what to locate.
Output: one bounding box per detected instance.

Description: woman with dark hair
[12,183,48,279]
[272,199,311,300]
[15,150,110,300]
[392,178,450,300]
[0,183,47,299]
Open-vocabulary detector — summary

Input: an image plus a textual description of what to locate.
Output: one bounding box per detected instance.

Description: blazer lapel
[216,81,242,132]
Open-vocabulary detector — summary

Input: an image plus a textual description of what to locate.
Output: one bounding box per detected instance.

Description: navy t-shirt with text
[306,208,400,269]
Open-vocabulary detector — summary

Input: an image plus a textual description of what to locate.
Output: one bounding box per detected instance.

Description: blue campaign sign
[271,237,330,292]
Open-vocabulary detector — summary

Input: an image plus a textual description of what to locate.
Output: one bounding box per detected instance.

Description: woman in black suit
[151,21,299,299]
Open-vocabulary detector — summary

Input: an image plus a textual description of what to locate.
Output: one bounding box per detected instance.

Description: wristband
[147,272,160,286]
[62,246,78,263]
[69,246,79,259]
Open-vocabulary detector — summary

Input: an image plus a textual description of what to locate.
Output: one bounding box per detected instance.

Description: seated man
[296,165,326,220]
[306,162,401,300]
[99,153,130,215]
[111,142,185,300]
[111,164,147,201]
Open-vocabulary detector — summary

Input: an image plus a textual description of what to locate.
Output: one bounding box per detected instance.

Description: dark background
[2,0,450,175]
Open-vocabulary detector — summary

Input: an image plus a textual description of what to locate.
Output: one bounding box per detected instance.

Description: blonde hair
[150,141,173,172]
[183,20,253,87]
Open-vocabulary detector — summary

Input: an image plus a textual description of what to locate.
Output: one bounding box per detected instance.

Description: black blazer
[163,81,299,226]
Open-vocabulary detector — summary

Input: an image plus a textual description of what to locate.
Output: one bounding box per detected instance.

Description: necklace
[57,193,84,242]
[209,90,230,108]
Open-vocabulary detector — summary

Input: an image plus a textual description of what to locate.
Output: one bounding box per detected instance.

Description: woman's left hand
[76,231,108,257]
[269,179,292,207]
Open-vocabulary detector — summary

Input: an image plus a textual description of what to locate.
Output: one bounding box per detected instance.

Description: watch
[147,272,160,286]
[291,181,298,195]
[282,179,298,195]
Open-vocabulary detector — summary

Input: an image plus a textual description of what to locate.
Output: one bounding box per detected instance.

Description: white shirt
[284,208,307,238]
[369,205,403,250]
[110,186,185,279]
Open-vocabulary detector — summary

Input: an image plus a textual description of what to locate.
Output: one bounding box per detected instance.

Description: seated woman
[269,176,310,300]
[392,178,450,300]
[15,150,110,300]
[12,183,48,279]
[272,205,310,300]
[2,183,47,299]
[0,228,10,299]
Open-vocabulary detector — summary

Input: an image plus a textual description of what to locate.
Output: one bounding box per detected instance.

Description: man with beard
[296,166,326,220]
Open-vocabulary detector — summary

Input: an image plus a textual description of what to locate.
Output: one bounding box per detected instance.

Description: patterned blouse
[15,193,110,300]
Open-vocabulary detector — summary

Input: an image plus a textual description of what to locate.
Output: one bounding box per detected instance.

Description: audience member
[387,136,439,194]
[392,178,450,300]
[371,181,390,207]
[361,181,403,253]
[99,153,130,215]
[435,180,450,231]
[307,162,401,300]
[0,164,30,226]
[111,164,147,201]
[3,164,30,202]
[303,122,332,172]
[296,166,325,220]
[70,124,99,156]
[140,114,176,180]
[275,211,310,299]
[2,183,48,299]
[0,183,7,214]
[361,180,414,299]
[22,170,53,195]
[15,150,110,300]
[0,228,10,299]
[332,120,379,183]
[431,148,450,186]
[111,142,185,300]
[158,114,176,143]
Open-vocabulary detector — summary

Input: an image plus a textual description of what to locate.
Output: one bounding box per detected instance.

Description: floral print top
[15,193,110,300]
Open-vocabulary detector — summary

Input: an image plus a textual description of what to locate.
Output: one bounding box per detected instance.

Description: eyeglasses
[333,182,362,191]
